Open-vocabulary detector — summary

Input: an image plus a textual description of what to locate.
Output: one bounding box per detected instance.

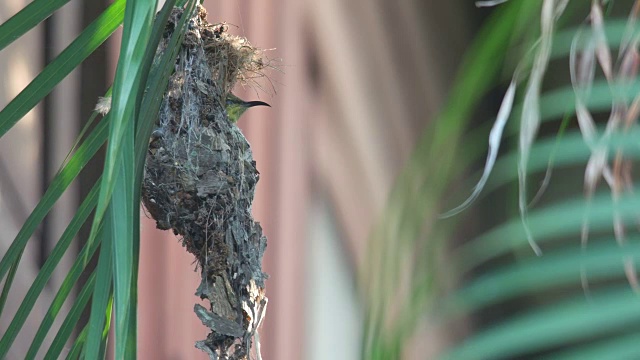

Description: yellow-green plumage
[225,93,270,123]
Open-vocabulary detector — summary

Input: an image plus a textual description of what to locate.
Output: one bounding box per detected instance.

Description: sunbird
[225,93,270,123]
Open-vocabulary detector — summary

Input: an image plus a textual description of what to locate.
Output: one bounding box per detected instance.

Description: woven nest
[141,5,268,359]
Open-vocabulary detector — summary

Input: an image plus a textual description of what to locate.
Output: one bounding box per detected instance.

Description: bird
[225,93,270,123]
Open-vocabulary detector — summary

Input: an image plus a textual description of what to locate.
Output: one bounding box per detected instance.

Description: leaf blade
[0,0,71,51]
[0,0,125,138]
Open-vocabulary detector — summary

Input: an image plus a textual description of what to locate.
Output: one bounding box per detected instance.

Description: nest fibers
[141,5,268,359]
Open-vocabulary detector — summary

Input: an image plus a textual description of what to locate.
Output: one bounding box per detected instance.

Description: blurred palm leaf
[0,0,197,358]
[361,1,542,358]
[365,0,640,359]
[443,1,640,359]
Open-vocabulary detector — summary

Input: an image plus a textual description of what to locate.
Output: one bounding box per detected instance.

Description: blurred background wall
[0,0,483,359]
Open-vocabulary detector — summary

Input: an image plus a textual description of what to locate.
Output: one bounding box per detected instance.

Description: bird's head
[225,93,270,123]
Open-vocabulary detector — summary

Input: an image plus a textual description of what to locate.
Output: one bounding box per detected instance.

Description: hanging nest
[141,5,268,359]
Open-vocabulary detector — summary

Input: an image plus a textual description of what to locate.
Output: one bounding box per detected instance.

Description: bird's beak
[245,100,271,108]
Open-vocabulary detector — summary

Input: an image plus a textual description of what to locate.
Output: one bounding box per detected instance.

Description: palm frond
[361,1,542,357]
[441,1,640,358]
[0,0,198,357]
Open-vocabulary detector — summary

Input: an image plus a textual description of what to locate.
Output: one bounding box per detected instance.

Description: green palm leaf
[43,272,96,360]
[444,287,640,360]
[0,182,100,356]
[362,1,541,357]
[363,1,640,359]
[0,0,72,51]
[0,0,125,138]
[437,3,640,359]
[0,0,198,357]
